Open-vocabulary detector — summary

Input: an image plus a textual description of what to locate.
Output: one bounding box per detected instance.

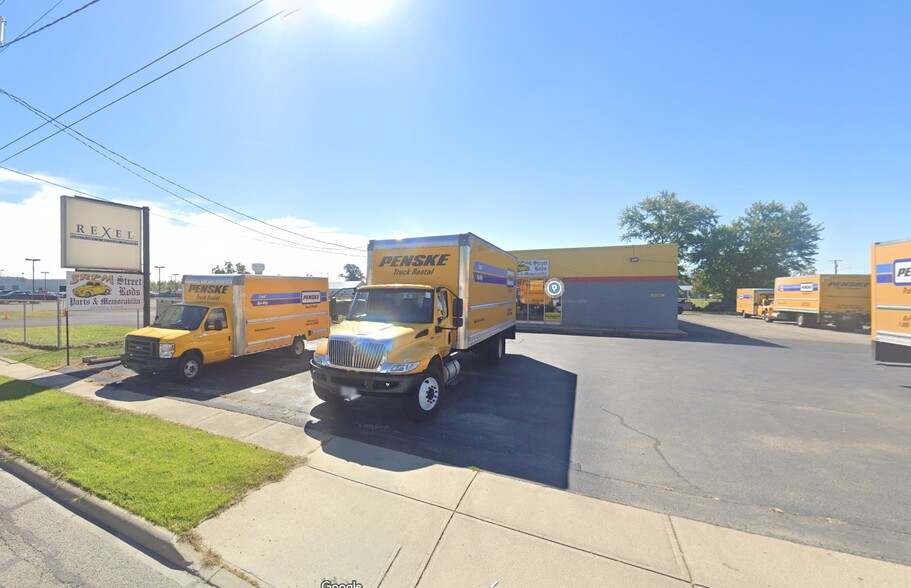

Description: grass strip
[0,324,131,347]
[0,376,295,535]
[2,344,124,370]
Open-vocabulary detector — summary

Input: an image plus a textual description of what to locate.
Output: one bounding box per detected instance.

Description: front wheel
[289,336,306,357]
[177,353,202,381]
[313,384,343,404]
[764,313,773,323]
[403,365,444,422]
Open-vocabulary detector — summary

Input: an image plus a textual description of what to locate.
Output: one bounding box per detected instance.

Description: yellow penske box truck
[122,275,329,380]
[871,238,911,364]
[765,274,870,329]
[736,288,774,318]
[310,233,517,421]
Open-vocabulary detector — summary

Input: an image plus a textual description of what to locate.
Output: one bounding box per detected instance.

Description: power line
[0,0,267,154]
[0,0,68,54]
[0,1,104,52]
[0,8,284,165]
[0,165,365,257]
[1,87,367,254]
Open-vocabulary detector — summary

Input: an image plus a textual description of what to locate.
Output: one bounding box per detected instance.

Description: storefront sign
[517,259,549,277]
[66,271,143,311]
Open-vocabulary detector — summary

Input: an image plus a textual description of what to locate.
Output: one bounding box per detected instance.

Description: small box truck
[871,238,911,364]
[765,274,870,329]
[310,233,517,421]
[122,275,329,380]
[736,288,774,318]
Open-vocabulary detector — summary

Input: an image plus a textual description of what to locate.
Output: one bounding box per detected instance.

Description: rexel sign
[61,196,142,271]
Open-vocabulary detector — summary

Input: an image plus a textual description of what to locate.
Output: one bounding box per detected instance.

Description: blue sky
[0,0,908,281]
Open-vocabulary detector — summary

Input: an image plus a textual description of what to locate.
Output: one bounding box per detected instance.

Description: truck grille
[328,339,386,370]
[124,336,157,358]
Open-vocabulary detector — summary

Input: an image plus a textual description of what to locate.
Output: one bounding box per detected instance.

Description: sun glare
[317,0,398,24]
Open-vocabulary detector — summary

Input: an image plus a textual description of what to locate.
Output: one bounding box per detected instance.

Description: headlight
[387,361,420,373]
[313,353,330,366]
[159,343,175,358]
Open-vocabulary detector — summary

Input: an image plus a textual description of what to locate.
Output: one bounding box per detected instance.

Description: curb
[0,450,254,587]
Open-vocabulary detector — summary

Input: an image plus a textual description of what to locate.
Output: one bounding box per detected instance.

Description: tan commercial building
[509,243,679,333]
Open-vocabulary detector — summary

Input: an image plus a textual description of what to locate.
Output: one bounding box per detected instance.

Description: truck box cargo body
[311,233,517,421]
[767,274,870,329]
[736,288,774,318]
[122,275,329,380]
[871,238,911,364]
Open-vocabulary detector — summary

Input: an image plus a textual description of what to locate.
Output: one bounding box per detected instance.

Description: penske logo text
[379,254,451,268]
[895,260,911,286]
[187,284,229,294]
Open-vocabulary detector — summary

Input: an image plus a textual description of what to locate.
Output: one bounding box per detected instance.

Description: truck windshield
[347,289,434,324]
[154,304,209,330]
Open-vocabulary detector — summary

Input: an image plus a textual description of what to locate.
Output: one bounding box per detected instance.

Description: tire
[289,336,306,357]
[403,365,444,422]
[177,353,202,381]
[482,334,505,365]
[796,314,816,328]
[764,312,773,323]
[313,384,343,404]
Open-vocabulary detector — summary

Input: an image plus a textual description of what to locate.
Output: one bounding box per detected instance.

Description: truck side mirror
[452,297,464,318]
[206,320,221,331]
[452,317,463,328]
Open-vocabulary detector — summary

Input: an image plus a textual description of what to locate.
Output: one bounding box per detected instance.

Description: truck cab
[311,284,465,421]
[122,302,232,380]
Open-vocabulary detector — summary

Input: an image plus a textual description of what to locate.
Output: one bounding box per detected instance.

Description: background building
[509,243,679,333]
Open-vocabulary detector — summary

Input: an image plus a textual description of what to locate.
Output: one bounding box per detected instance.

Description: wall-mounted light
[629,257,639,262]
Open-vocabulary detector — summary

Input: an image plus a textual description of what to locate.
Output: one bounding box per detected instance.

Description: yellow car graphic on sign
[73,281,112,298]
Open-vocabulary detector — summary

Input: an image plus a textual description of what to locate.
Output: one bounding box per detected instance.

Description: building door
[517,279,557,324]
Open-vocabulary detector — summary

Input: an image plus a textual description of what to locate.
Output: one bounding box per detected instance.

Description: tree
[691,201,822,307]
[339,264,364,281]
[619,190,719,265]
[211,262,250,274]
[619,192,823,308]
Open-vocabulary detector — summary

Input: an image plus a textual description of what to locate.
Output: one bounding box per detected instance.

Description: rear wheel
[290,336,306,357]
[482,334,505,365]
[763,312,773,323]
[177,353,202,381]
[403,365,444,421]
[796,313,816,328]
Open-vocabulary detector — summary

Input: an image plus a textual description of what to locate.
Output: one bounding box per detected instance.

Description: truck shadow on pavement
[677,319,787,347]
[93,349,316,402]
[307,353,577,490]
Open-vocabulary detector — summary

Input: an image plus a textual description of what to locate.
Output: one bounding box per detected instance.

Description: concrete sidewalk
[2,359,910,587]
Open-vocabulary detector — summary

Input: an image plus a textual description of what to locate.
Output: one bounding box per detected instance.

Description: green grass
[0,376,295,534]
[689,298,721,309]
[0,325,131,347]
[0,309,58,320]
[2,344,124,370]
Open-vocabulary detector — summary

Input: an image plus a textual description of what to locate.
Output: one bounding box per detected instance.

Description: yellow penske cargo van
[121,275,329,380]
[736,288,774,318]
[765,274,870,329]
[871,238,911,364]
[310,233,517,421]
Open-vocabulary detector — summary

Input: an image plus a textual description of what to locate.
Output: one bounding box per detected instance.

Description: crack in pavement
[600,406,717,499]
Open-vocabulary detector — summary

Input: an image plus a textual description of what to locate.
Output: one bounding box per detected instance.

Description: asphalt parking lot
[75,313,911,566]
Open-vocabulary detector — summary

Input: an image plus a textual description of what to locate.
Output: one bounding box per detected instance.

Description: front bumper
[310,360,424,397]
[120,354,180,373]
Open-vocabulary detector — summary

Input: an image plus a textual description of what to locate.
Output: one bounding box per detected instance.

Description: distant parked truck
[122,275,329,380]
[736,288,774,318]
[763,274,870,329]
[871,238,911,364]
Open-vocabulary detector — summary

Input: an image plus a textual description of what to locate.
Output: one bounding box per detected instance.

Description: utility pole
[829,259,844,275]
[25,258,40,292]
[41,271,48,292]
[154,265,165,294]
